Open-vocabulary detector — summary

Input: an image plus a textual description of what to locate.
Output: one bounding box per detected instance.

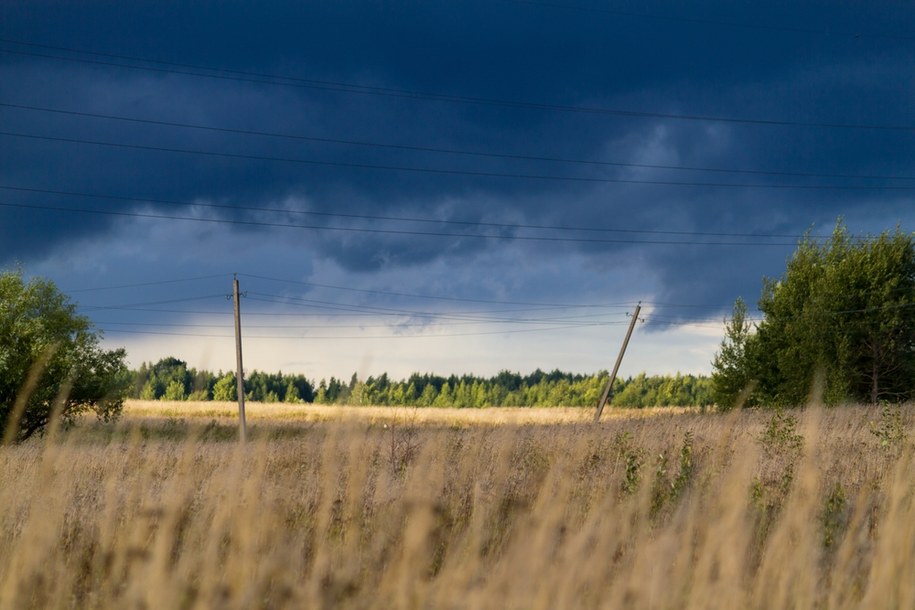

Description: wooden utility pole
[233,276,247,443]
[594,302,641,422]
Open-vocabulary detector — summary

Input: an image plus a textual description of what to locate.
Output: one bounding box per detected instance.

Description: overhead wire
[2,101,912,183]
[76,281,631,336]
[79,302,626,318]
[90,307,628,338]
[0,200,810,247]
[70,273,639,337]
[61,274,915,321]
[94,319,550,330]
[0,185,834,242]
[244,292,632,325]
[62,273,229,293]
[72,272,915,343]
[78,294,229,312]
[2,130,912,191]
[5,130,912,192]
[237,273,635,308]
[98,321,611,340]
[74,283,639,319]
[1,38,913,131]
[95,311,631,331]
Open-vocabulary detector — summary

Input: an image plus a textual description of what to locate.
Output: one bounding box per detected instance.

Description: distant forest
[129,357,713,408]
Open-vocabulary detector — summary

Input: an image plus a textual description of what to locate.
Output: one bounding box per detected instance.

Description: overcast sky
[1,1,913,381]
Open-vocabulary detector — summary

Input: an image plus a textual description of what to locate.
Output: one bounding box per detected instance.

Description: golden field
[122,399,697,425]
[0,401,913,609]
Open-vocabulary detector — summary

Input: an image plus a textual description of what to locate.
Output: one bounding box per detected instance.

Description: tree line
[130,357,315,403]
[128,358,712,407]
[315,370,712,408]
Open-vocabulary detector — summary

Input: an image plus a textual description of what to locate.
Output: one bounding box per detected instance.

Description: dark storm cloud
[1,0,913,323]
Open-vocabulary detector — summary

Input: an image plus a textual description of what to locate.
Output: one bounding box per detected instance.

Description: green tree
[714,223,915,407]
[433,382,453,407]
[0,271,129,441]
[711,297,755,410]
[163,379,187,401]
[418,383,437,406]
[189,368,215,400]
[131,361,150,398]
[139,380,157,401]
[285,380,300,403]
[134,357,191,400]
[821,229,915,403]
[314,379,328,404]
[212,373,237,401]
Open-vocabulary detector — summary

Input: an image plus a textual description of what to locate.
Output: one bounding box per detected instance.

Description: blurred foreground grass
[0,404,912,608]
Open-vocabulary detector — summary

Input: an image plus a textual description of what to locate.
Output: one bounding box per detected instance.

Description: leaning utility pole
[233,275,247,443]
[594,302,641,422]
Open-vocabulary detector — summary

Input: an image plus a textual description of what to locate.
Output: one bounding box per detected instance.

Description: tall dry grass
[0,406,912,609]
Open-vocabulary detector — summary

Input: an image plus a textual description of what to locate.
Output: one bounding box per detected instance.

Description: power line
[86,306,364,317]
[0,185,830,241]
[238,273,634,308]
[80,299,630,317]
[94,319,512,330]
[98,321,610,340]
[244,292,630,325]
[0,201,806,247]
[82,295,704,336]
[62,273,228,293]
[92,300,912,331]
[2,38,913,132]
[95,314,629,331]
[643,301,732,311]
[78,301,594,318]
[66,275,638,325]
[3,130,911,192]
[72,276,915,343]
[73,283,638,318]
[79,294,227,312]
[72,275,915,343]
[3,101,912,183]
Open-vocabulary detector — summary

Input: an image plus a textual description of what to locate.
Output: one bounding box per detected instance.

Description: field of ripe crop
[0,404,912,608]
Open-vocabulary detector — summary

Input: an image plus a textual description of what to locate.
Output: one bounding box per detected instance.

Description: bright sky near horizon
[1,1,913,381]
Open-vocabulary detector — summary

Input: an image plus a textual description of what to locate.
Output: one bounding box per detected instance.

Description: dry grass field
[122,399,697,425]
[0,401,913,609]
